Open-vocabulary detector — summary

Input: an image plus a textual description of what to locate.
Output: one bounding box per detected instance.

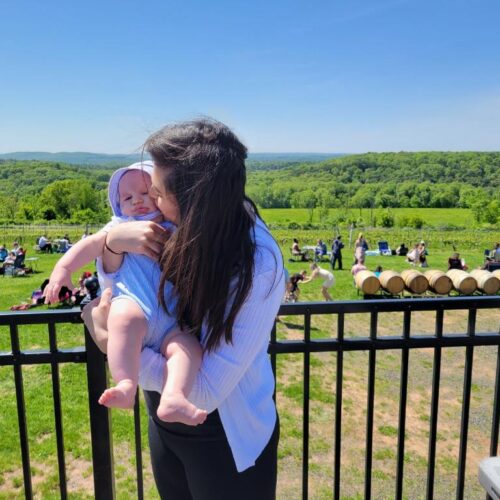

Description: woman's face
[150,166,180,225]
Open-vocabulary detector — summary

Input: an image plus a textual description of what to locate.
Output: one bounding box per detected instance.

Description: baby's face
[119,170,158,217]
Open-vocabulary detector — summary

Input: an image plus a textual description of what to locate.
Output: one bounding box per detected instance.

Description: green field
[261,207,478,228]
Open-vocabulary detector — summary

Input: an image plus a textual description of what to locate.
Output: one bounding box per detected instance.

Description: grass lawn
[0,235,499,498]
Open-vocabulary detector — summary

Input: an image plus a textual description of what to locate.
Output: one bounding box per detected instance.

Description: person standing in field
[331,235,344,270]
[354,232,368,264]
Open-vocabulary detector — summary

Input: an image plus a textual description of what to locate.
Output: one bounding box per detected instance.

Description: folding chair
[377,241,392,256]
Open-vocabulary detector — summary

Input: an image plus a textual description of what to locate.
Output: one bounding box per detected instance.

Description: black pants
[144,391,279,500]
[331,253,342,270]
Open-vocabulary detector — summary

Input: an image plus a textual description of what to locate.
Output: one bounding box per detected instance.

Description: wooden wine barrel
[446,269,477,295]
[424,270,453,295]
[401,269,428,294]
[379,270,405,294]
[493,269,500,281]
[470,270,500,294]
[355,270,380,294]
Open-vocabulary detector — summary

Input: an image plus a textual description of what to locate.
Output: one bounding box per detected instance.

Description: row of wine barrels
[355,268,500,295]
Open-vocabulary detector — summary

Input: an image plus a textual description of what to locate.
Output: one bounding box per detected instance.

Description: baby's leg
[99,299,146,409]
[157,330,207,425]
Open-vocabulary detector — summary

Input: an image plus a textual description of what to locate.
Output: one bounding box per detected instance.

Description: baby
[45,162,207,425]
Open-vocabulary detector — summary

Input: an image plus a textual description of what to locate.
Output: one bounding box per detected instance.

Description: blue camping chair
[378,241,392,256]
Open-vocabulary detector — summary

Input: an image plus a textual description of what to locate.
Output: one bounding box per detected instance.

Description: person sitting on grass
[44,161,207,425]
[301,263,335,301]
[417,241,428,268]
[291,238,308,262]
[0,245,7,262]
[2,251,16,267]
[396,243,408,256]
[486,243,500,262]
[448,252,468,270]
[314,239,328,262]
[406,244,419,265]
[38,235,53,253]
[374,265,383,277]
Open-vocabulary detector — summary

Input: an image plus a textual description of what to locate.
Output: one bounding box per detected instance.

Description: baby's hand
[44,268,74,304]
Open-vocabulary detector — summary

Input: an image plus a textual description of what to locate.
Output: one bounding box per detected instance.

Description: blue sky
[1,0,499,153]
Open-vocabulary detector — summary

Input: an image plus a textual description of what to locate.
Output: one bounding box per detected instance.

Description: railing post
[84,327,115,499]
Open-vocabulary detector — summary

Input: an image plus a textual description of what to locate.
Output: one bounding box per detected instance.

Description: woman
[291,237,308,261]
[406,244,419,264]
[354,232,368,264]
[417,241,428,268]
[82,119,284,499]
[301,263,335,301]
[448,252,467,270]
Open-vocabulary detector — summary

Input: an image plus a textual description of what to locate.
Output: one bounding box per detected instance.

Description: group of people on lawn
[0,241,27,273]
[37,233,73,253]
[287,234,500,302]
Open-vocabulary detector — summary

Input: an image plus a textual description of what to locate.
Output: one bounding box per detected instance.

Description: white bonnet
[108,161,154,216]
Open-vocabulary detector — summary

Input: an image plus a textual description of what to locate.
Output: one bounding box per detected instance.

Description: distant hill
[0,152,498,224]
[0,151,343,167]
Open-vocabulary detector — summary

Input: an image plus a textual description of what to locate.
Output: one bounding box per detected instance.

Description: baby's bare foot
[98,379,136,409]
[157,393,207,426]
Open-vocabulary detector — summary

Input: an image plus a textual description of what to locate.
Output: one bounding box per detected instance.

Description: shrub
[380,212,395,228]
[398,216,410,228]
[409,216,424,229]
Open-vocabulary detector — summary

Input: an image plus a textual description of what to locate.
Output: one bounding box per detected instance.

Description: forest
[0,151,498,225]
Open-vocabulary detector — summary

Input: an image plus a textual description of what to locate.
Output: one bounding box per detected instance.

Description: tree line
[0,152,499,225]
[246,152,499,225]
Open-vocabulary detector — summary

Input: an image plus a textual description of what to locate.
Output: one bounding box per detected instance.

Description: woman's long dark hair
[144,119,257,352]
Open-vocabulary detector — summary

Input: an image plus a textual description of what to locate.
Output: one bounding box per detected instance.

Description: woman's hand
[106,221,170,260]
[81,288,113,354]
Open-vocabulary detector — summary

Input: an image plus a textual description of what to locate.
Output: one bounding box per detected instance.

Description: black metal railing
[1,295,499,499]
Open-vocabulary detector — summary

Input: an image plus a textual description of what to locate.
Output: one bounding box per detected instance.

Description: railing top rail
[0,296,498,326]
[279,295,500,315]
[0,308,83,325]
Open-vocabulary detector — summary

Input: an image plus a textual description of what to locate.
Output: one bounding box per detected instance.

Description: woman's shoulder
[253,218,283,276]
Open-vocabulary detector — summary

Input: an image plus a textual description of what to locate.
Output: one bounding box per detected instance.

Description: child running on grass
[44,162,207,425]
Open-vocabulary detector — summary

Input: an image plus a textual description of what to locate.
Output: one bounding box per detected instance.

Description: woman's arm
[139,268,284,412]
[300,270,317,284]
